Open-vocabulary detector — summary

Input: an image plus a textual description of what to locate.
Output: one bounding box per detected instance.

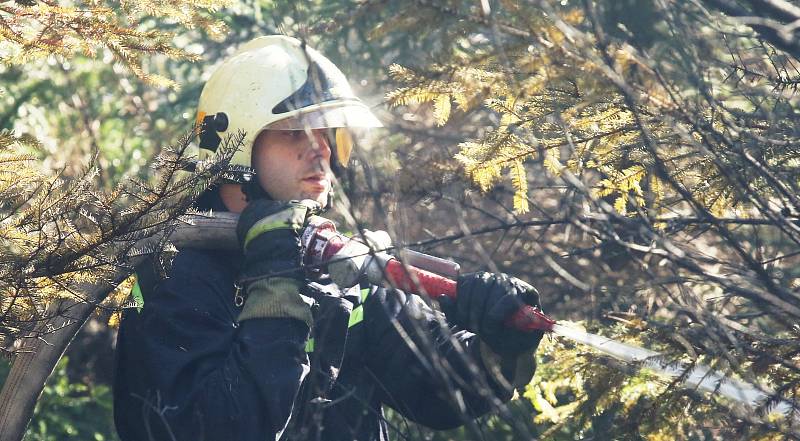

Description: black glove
[236,199,320,280]
[235,199,320,324]
[440,272,544,357]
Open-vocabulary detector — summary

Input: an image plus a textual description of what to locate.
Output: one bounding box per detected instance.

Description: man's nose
[307,129,332,160]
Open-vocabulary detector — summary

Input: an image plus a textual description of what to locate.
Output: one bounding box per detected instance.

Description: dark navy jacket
[113,197,529,440]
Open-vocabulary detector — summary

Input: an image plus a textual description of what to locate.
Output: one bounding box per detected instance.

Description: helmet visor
[264,102,383,131]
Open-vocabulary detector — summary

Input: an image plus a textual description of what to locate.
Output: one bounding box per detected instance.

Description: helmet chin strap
[241,178,272,202]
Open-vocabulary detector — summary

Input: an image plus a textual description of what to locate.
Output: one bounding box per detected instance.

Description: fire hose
[299,215,556,333]
[299,215,796,417]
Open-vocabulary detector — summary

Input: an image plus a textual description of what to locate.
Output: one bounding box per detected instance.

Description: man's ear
[218,183,248,213]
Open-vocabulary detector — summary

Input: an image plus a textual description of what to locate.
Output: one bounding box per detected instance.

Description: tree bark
[0,213,239,441]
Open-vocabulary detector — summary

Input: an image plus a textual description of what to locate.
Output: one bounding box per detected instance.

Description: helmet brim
[264,102,383,131]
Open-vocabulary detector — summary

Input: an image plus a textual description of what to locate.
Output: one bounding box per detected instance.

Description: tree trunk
[0,213,239,441]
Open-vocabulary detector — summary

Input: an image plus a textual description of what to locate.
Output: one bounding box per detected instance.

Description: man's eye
[280,131,304,140]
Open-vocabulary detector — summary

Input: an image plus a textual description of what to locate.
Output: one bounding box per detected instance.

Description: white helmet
[194,35,382,182]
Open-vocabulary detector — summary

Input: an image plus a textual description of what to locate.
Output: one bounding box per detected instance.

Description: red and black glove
[440,272,544,357]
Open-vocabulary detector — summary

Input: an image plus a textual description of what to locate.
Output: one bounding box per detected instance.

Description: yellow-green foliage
[0,0,230,88]
[386,15,663,215]
[594,165,646,215]
[387,64,505,126]
[0,1,233,336]
[386,4,787,218]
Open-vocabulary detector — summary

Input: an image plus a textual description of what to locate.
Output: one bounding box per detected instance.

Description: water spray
[551,323,793,416]
[300,215,796,418]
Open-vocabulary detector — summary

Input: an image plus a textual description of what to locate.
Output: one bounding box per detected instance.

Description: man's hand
[441,272,544,357]
[237,199,320,280]
[235,199,320,324]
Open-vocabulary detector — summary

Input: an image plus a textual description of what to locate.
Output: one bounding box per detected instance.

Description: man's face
[251,129,333,206]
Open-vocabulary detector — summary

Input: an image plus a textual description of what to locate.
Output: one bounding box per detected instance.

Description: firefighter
[113,35,544,441]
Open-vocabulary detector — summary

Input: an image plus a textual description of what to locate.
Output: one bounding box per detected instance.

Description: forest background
[1,0,800,440]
